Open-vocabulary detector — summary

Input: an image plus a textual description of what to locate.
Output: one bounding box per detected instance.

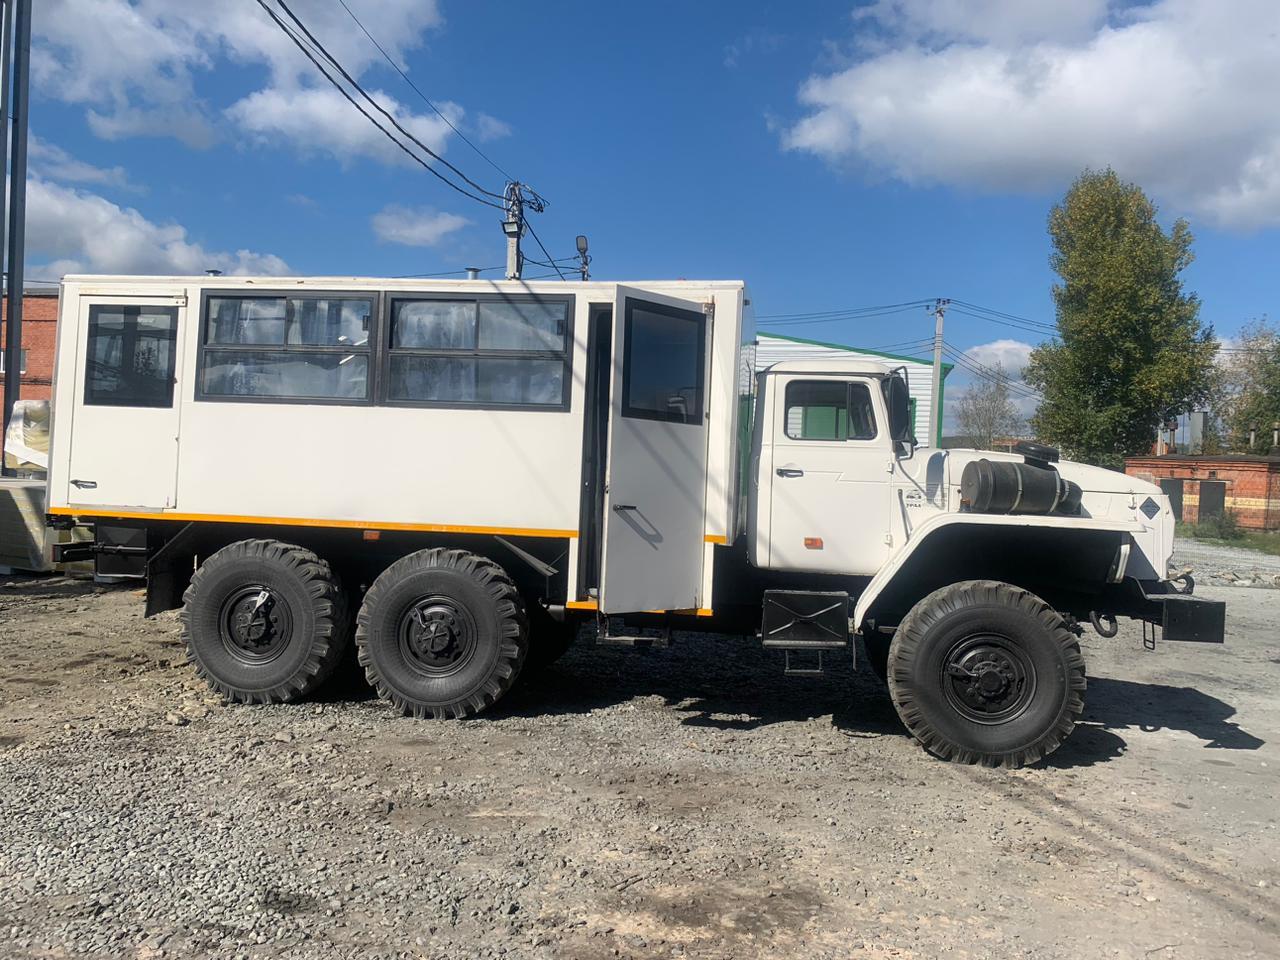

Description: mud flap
[1150,594,1226,643]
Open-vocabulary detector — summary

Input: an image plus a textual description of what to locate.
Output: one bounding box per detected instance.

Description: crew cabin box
[46,276,755,616]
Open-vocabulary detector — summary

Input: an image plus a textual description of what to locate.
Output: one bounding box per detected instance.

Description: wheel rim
[397,596,478,678]
[219,585,293,664]
[940,633,1037,725]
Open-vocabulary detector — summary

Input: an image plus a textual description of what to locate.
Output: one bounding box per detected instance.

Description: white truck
[45,275,1224,767]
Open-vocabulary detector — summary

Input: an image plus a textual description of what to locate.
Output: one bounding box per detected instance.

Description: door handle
[776,468,804,478]
[612,503,638,512]
[70,479,98,490]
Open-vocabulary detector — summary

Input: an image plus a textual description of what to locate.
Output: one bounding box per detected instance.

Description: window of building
[386,296,571,408]
[0,348,28,375]
[84,305,178,407]
[621,299,705,424]
[200,294,374,401]
[784,380,878,441]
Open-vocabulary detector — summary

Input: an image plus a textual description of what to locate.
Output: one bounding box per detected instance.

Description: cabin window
[621,298,705,425]
[199,294,374,402]
[784,380,878,441]
[84,305,178,407]
[385,296,571,408]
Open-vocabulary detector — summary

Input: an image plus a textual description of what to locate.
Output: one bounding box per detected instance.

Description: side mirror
[882,372,916,457]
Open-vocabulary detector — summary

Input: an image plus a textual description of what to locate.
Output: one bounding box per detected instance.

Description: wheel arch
[855,515,1140,632]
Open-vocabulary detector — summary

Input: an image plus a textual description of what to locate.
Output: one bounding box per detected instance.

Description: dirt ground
[0,569,1277,960]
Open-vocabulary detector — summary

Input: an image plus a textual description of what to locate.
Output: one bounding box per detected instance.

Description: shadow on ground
[252,622,1270,769]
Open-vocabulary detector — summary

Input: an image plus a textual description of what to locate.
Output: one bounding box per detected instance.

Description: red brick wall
[1125,457,1280,530]
[0,293,60,402]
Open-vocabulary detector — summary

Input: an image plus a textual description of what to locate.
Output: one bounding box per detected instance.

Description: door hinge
[883,532,893,546]
[886,460,894,473]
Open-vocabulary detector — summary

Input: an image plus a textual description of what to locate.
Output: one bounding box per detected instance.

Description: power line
[941,343,1043,401]
[333,0,514,182]
[254,0,504,210]
[950,298,1057,332]
[756,300,934,320]
[758,305,930,327]
[522,218,567,281]
[948,306,1057,338]
[274,0,505,201]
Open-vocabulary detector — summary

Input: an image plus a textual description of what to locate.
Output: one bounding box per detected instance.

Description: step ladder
[759,590,852,676]
[594,613,671,648]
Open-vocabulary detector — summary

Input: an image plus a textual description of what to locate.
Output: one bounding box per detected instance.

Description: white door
[766,374,892,575]
[599,286,711,613]
[65,294,186,509]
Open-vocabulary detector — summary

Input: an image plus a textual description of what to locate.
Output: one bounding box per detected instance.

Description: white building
[755,332,951,446]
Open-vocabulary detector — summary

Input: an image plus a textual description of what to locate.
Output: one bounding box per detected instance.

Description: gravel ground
[1172,539,1280,586]
[0,572,1277,960]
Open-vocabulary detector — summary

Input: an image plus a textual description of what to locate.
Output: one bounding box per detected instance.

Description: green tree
[1024,169,1218,468]
[1215,319,1280,454]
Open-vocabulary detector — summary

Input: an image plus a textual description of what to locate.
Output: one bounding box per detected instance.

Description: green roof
[758,330,954,376]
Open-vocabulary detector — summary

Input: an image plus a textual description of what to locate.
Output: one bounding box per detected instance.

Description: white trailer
[46,274,1225,767]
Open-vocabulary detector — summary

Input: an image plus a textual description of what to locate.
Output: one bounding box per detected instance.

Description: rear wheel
[355,549,527,719]
[887,580,1085,768]
[181,539,350,703]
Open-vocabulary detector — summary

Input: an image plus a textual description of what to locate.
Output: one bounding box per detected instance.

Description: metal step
[594,615,670,648]
[782,649,826,676]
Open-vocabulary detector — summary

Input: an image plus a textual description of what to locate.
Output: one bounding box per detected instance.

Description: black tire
[355,549,527,719]
[887,580,1085,768]
[523,604,578,673]
[180,539,350,704]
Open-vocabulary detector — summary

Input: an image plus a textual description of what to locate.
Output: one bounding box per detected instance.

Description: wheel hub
[219,586,292,663]
[942,636,1036,724]
[398,597,477,677]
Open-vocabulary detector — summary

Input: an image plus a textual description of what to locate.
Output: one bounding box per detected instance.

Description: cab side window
[784,380,878,441]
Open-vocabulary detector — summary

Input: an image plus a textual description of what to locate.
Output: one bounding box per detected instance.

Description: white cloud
[226,86,453,168]
[33,1,510,167]
[474,113,512,143]
[29,136,138,191]
[27,177,290,277]
[855,0,1111,46]
[964,338,1034,378]
[371,204,469,247]
[784,0,1280,229]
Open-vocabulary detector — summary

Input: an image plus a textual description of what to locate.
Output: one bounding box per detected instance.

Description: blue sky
[27,0,1280,407]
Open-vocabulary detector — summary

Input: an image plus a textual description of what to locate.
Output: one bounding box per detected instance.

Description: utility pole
[1,0,30,473]
[929,298,949,447]
[502,182,524,280]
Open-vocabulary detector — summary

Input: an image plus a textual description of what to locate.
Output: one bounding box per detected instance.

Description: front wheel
[887,580,1085,768]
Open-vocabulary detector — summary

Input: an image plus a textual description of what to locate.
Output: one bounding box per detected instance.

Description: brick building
[1125,454,1280,531]
[0,289,60,402]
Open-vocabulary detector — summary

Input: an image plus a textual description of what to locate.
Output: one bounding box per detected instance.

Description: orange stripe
[46,506,577,540]
[703,534,727,544]
[566,600,713,617]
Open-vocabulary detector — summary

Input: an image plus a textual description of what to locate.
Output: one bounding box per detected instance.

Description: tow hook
[1090,611,1119,638]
